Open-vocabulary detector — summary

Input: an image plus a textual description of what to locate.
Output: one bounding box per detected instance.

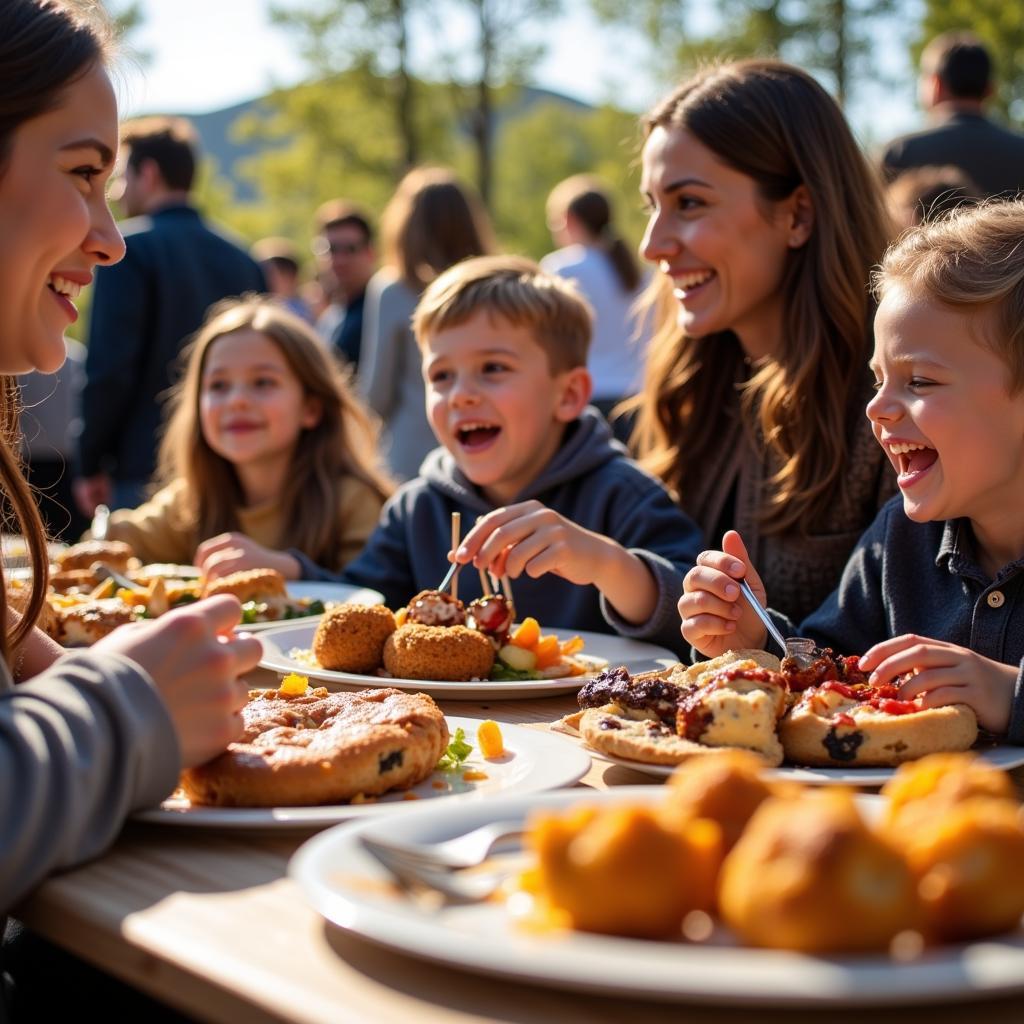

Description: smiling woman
[633,61,899,625]
[0,0,265,932]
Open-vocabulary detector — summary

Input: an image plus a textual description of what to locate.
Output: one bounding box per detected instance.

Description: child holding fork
[293,256,703,656]
[679,202,1024,737]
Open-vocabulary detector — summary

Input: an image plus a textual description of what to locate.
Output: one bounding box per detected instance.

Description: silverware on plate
[736,578,817,666]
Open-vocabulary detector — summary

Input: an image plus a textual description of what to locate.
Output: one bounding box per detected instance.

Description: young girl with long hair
[358,166,495,480]
[634,60,897,623]
[103,295,392,579]
[0,0,259,911]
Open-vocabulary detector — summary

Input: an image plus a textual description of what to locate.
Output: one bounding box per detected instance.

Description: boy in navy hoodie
[292,255,702,655]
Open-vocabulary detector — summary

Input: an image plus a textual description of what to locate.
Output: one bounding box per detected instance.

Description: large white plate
[237,582,384,633]
[291,786,1024,1007]
[257,621,677,700]
[131,716,589,830]
[585,741,1024,786]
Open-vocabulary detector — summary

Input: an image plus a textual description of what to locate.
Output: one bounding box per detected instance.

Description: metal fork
[436,560,464,594]
[737,578,817,666]
[359,821,523,902]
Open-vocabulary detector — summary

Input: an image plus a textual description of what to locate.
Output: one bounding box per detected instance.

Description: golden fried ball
[881,753,1016,833]
[661,749,788,852]
[719,791,918,953]
[524,803,720,938]
[312,603,396,673]
[382,623,494,682]
[895,797,1024,941]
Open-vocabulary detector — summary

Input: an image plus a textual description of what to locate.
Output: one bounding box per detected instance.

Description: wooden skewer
[450,512,461,602]
[478,567,493,596]
[500,574,514,606]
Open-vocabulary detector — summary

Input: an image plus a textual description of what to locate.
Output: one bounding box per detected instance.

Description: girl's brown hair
[380,166,495,290]
[633,60,892,534]
[547,174,641,292]
[158,296,393,569]
[875,200,1024,393]
[0,0,114,665]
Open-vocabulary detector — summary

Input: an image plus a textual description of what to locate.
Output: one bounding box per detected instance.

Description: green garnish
[489,663,542,681]
[436,727,473,772]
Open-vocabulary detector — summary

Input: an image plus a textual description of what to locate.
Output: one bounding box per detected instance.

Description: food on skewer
[405,589,466,626]
[466,593,515,645]
[312,603,397,673]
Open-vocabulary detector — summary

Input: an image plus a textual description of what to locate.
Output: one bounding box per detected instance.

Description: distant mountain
[184,84,593,201]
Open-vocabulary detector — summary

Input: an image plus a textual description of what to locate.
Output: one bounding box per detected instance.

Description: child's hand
[93,596,262,768]
[455,501,657,625]
[859,635,1017,734]
[679,530,768,658]
[195,533,301,582]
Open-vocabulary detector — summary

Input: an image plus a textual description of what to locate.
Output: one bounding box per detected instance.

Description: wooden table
[14,681,1024,1024]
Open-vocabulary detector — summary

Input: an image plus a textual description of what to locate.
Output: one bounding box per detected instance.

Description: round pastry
[55,539,135,573]
[779,682,978,768]
[202,568,288,602]
[313,603,396,673]
[661,750,789,851]
[892,797,1024,941]
[719,790,919,952]
[881,752,1016,832]
[382,623,494,681]
[524,802,719,938]
[406,589,465,626]
[179,686,449,807]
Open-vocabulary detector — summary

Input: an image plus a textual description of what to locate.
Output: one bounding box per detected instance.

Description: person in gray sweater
[0,0,261,918]
[679,203,1024,740]
[292,257,703,657]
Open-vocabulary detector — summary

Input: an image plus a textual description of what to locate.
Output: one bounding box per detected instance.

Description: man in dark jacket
[880,31,1024,200]
[74,117,265,514]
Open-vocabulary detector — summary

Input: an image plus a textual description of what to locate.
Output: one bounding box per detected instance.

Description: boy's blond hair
[413,255,594,372]
[874,200,1024,393]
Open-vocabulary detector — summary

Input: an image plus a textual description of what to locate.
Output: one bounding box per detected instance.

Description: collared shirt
[773,496,1024,740]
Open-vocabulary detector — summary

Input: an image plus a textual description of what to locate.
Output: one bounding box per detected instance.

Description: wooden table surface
[14,677,1024,1024]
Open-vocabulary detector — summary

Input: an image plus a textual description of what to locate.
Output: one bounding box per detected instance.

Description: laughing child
[293,255,703,655]
[678,201,1024,737]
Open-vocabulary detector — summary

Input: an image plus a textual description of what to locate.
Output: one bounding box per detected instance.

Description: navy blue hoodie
[291,409,703,657]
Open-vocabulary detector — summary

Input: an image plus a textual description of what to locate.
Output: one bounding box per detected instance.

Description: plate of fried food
[257,587,677,699]
[291,751,1024,1007]
[8,540,382,646]
[554,647,1024,784]
[133,677,591,830]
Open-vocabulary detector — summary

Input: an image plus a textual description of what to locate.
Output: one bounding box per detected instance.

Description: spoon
[737,578,816,665]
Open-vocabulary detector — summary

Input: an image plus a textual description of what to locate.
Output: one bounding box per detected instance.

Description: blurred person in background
[73,116,265,515]
[885,165,981,230]
[358,168,495,481]
[542,174,651,445]
[311,199,376,371]
[881,31,1024,200]
[251,236,312,323]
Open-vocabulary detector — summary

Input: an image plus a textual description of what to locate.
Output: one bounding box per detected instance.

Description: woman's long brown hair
[0,0,114,666]
[158,296,393,570]
[633,60,893,535]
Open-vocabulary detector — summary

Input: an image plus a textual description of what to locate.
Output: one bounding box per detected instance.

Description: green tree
[917,0,1024,122]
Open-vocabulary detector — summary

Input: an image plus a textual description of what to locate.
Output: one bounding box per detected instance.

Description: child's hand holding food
[195,532,301,582]
[679,531,770,657]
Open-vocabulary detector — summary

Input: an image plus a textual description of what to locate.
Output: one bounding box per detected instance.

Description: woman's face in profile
[640,125,807,359]
[0,62,124,375]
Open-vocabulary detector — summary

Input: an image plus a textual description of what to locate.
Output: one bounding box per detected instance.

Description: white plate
[237,582,384,633]
[131,716,590,830]
[257,622,677,700]
[291,786,1024,1007]
[586,742,1024,786]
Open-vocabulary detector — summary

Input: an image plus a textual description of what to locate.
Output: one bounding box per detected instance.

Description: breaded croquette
[202,568,288,602]
[56,540,134,573]
[382,623,494,682]
[313,603,397,673]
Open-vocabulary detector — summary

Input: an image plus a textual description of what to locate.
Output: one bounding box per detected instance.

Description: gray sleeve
[357,274,403,420]
[0,651,180,910]
[600,550,687,657]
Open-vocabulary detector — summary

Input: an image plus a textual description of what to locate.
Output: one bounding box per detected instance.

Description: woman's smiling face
[0,62,124,375]
[640,125,807,359]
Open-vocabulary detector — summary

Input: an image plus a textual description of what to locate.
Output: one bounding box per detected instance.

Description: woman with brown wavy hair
[634,60,896,623]
[0,0,260,913]
[358,166,495,480]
